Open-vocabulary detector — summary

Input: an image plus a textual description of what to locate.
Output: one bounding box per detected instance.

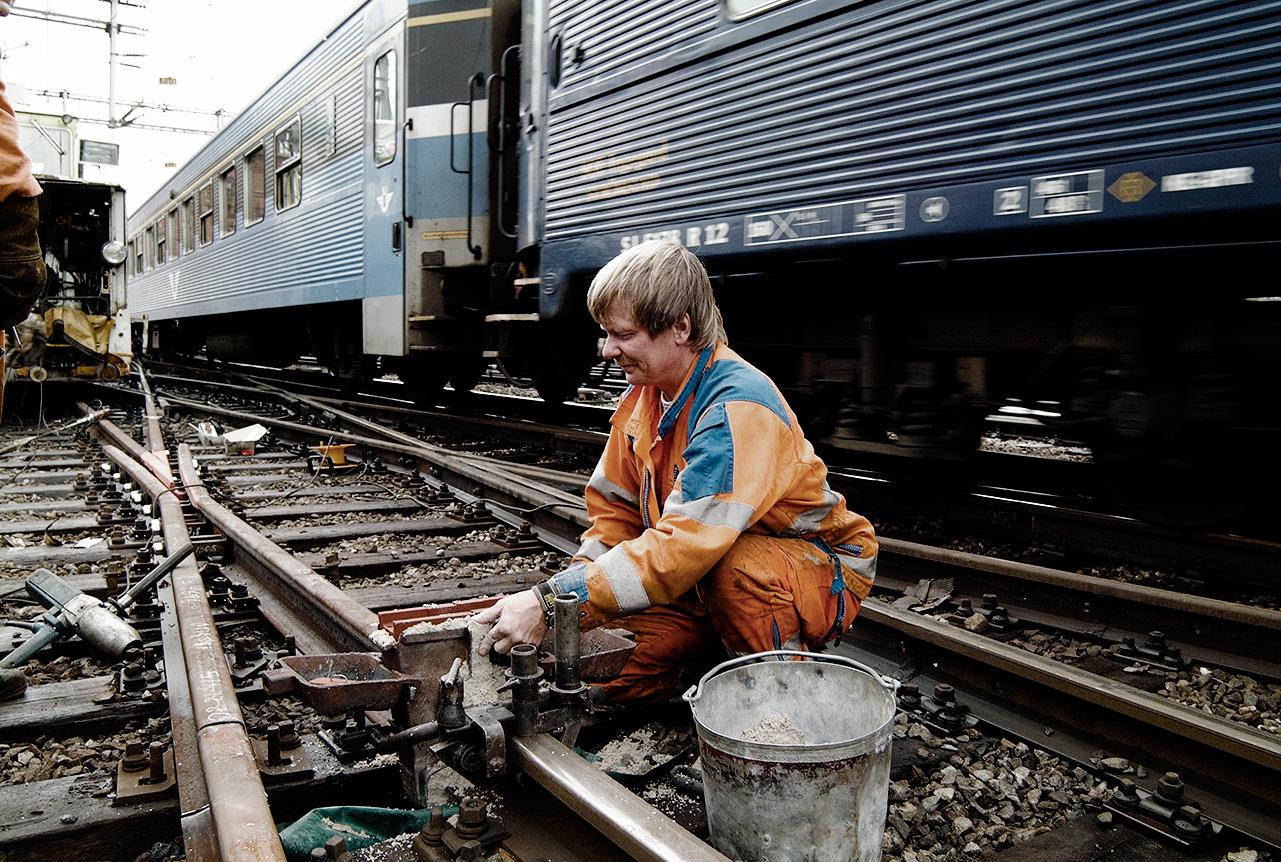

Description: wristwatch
[532,580,558,626]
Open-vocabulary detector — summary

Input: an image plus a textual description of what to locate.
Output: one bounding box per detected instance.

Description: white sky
[1,0,355,207]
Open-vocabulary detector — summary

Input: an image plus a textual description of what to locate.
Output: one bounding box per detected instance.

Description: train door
[362,24,407,357]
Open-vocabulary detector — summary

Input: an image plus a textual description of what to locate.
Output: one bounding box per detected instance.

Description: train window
[245,146,266,226]
[220,166,237,237]
[160,213,173,262]
[373,51,396,166]
[181,198,195,254]
[723,0,796,20]
[144,226,154,270]
[274,118,302,211]
[127,241,135,276]
[199,183,214,246]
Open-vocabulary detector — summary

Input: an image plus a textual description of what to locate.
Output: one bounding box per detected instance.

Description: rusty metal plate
[262,653,421,714]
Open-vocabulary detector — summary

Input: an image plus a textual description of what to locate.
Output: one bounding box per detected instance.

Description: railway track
[0,374,1274,861]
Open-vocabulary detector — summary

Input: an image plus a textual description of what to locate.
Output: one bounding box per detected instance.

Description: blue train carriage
[126,0,523,393]
[531,0,1281,522]
[10,111,130,382]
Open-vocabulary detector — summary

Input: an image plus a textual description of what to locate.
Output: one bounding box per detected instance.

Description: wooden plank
[0,516,99,536]
[0,676,164,738]
[244,499,423,521]
[264,515,478,546]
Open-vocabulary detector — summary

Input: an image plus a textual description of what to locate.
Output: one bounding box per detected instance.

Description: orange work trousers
[598,533,863,704]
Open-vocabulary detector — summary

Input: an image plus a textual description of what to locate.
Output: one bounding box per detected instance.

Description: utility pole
[108,0,117,126]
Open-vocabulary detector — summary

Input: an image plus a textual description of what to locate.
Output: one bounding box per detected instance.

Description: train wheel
[1092,432,1267,528]
[534,335,596,404]
[400,358,450,402]
[1084,359,1270,527]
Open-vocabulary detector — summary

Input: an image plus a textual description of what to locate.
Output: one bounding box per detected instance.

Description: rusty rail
[175,443,387,653]
[96,433,286,859]
[78,400,175,487]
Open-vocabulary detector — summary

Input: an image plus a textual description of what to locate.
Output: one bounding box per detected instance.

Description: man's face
[599,301,693,397]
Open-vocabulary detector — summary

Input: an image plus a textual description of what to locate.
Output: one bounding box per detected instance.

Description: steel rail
[159,394,591,536]
[96,439,286,861]
[77,400,175,487]
[136,368,168,455]
[878,536,1281,678]
[856,600,1281,846]
[830,467,1281,588]
[175,443,387,653]
[510,733,734,862]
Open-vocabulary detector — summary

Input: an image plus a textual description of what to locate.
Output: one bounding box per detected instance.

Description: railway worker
[3,311,45,369]
[0,0,39,697]
[0,16,45,331]
[476,239,878,703]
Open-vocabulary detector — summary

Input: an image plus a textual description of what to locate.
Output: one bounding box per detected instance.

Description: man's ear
[673,314,693,345]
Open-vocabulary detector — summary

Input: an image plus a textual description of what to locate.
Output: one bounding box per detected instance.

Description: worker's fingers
[493,634,514,656]
[472,603,501,624]
[476,622,502,656]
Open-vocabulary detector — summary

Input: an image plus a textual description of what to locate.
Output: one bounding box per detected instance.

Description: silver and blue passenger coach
[130,0,1281,522]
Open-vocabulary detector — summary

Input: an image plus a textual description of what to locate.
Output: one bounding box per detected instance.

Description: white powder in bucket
[741,713,807,745]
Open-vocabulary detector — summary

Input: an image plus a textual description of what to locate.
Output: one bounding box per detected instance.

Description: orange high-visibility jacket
[546,342,877,629]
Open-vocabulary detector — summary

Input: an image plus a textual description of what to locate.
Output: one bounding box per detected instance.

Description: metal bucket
[683,651,898,862]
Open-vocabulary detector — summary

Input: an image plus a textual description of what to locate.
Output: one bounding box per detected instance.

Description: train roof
[127,0,374,221]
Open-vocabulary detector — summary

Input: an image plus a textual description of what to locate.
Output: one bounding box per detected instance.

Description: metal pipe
[510,734,733,862]
[114,541,195,610]
[553,595,581,693]
[99,441,286,860]
[375,721,441,753]
[175,443,385,652]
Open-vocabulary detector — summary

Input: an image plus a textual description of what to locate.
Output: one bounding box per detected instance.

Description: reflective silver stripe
[778,485,841,536]
[587,462,638,506]
[597,546,650,614]
[575,537,610,561]
[837,551,877,582]
[664,488,754,532]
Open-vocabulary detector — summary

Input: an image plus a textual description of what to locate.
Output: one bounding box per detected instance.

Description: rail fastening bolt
[266,724,283,766]
[456,797,487,839]
[148,741,166,783]
[122,740,148,772]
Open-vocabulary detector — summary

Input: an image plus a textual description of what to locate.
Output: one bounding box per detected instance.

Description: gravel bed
[268,511,419,529]
[241,492,405,508]
[0,714,170,787]
[241,696,322,737]
[969,625,1281,738]
[979,432,1092,463]
[0,559,114,583]
[307,528,497,558]
[2,529,101,547]
[882,716,1109,860]
[340,552,555,590]
[18,652,115,685]
[0,734,126,785]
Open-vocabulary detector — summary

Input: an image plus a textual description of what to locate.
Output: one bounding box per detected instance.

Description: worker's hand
[474,589,547,656]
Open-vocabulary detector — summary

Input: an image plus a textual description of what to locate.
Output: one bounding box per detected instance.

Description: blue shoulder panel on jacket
[681,402,734,499]
[688,359,791,432]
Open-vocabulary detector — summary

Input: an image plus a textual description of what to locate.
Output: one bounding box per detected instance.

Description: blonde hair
[586,240,726,349]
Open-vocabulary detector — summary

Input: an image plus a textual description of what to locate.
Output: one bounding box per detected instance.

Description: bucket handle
[682,650,899,705]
